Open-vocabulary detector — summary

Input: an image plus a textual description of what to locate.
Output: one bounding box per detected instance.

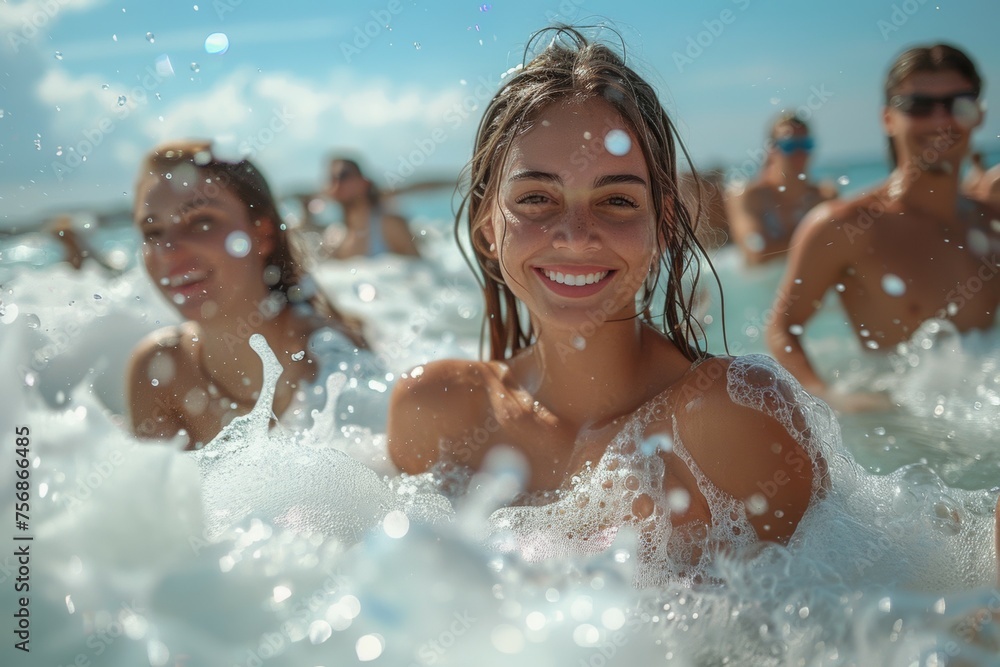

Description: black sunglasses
[889,92,980,118]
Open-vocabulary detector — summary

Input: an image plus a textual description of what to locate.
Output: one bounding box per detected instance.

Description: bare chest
[840,226,1000,344]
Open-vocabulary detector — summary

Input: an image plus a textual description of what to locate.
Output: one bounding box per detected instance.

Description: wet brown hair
[883,43,982,167]
[135,139,368,348]
[456,26,716,362]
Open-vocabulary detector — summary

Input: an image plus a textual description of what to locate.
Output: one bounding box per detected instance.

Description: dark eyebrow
[507,170,647,189]
[508,169,561,184]
[594,174,647,188]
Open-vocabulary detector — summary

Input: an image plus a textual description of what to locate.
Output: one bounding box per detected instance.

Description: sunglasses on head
[773,136,815,155]
[889,92,980,118]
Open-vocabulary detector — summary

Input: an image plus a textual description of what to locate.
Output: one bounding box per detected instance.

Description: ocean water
[2,159,1000,666]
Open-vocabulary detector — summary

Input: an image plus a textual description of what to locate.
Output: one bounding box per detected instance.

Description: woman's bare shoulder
[388,358,498,474]
[672,354,820,543]
[126,323,195,437]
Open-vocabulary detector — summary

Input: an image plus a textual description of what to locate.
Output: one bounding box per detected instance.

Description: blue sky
[0,0,997,228]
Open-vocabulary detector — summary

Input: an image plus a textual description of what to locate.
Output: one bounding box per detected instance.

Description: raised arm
[724,187,772,265]
[383,214,421,257]
[766,202,848,397]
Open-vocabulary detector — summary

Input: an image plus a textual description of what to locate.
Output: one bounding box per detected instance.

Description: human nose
[551,204,601,251]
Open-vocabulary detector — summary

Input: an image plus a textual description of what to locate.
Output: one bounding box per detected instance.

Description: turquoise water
[2,150,1000,665]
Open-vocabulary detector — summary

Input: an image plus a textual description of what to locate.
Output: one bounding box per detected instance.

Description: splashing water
[2,247,999,665]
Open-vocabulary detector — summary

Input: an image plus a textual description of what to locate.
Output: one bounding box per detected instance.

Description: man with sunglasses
[726,113,837,265]
[768,43,1000,412]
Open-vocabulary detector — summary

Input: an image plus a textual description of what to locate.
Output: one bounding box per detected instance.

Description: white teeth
[543,270,608,286]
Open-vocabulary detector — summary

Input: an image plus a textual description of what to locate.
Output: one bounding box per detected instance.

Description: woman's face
[325,160,368,205]
[134,168,275,321]
[482,98,659,332]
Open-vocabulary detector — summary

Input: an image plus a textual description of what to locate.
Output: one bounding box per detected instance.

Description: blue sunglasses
[774,136,815,154]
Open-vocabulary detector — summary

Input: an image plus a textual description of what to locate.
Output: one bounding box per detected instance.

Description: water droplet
[835,283,846,292]
[413,42,421,50]
[0,109,4,119]
[837,175,850,186]
[164,173,172,180]
[205,32,229,55]
[117,95,127,107]
[193,4,199,10]
[93,294,102,300]
[225,231,251,257]
[190,62,200,73]
[112,34,118,42]
[101,84,109,90]
[479,3,492,10]
[0,303,19,324]
[789,324,804,335]
[382,510,409,538]
[797,173,806,181]
[604,129,631,156]
[355,282,377,302]
[777,185,787,193]
[151,378,159,387]
[145,32,155,43]
[881,273,906,297]
[25,313,40,329]
[54,51,63,60]
[291,351,305,361]
[572,335,586,350]
[865,340,880,350]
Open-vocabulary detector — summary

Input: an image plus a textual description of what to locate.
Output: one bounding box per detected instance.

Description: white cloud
[0,0,108,34]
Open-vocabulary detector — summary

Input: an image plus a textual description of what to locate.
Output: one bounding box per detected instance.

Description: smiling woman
[387,27,830,584]
[127,139,371,449]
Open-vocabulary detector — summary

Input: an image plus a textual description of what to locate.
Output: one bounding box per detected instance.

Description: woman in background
[302,156,422,259]
[127,140,369,449]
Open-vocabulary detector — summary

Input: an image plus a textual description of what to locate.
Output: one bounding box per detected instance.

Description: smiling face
[884,70,983,170]
[134,170,275,321]
[479,98,658,332]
